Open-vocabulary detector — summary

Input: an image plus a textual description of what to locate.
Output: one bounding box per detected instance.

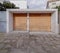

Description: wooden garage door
[29,13,51,32]
[13,13,27,31]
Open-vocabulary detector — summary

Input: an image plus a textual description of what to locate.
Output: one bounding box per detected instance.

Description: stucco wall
[0,11,6,32]
[0,10,59,33]
[7,9,58,34]
[58,11,60,34]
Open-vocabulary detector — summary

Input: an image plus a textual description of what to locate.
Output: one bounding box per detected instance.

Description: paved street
[0,33,60,53]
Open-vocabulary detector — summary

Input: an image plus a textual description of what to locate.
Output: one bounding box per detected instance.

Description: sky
[27,0,48,9]
[10,0,27,9]
[0,0,48,9]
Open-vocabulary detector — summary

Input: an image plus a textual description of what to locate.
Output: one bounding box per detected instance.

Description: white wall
[0,11,6,32]
[7,9,58,34]
[51,10,58,33]
[49,1,60,8]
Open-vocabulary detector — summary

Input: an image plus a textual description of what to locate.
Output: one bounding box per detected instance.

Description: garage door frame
[7,9,58,34]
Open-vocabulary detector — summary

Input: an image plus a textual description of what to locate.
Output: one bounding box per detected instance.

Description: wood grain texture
[13,13,27,31]
[29,13,51,32]
[13,13,51,32]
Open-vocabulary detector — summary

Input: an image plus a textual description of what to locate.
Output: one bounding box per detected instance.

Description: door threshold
[29,32,56,35]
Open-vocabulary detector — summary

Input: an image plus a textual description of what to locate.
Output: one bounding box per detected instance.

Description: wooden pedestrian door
[13,13,51,32]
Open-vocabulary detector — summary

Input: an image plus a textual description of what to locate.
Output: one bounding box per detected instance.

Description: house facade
[0,0,27,32]
[47,0,60,8]
[48,1,60,8]
[0,0,59,34]
[6,9,58,34]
